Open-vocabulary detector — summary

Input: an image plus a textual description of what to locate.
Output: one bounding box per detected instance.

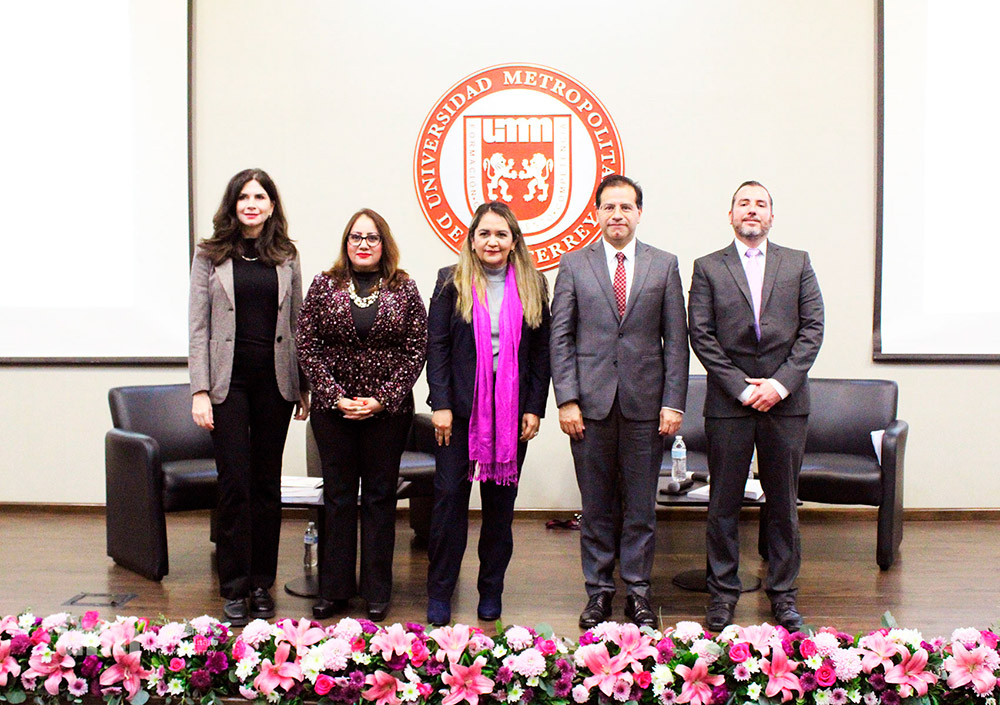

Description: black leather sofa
[660,376,908,570]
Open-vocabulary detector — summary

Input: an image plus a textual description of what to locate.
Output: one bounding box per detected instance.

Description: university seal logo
[414,64,624,270]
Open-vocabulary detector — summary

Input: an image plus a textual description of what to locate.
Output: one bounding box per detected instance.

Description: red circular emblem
[414,63,625,270]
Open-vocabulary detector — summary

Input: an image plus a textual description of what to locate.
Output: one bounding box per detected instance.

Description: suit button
[228,307,234,312]
[618,332,624,338]
[613,360,618,367]
[276,336,283,343]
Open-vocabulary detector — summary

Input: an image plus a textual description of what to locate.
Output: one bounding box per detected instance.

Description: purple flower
[879,690,900,705]
[79,654,103,679]
[342,686,362,702]
[868,673,886,691]
[359,619,378,634]
[495,667,513,685]
[521,688,535,703]
[799,672,818,691]
[830,688,849,705]
[656,638,675,663]
[733,664,750,681]
[426,661,446,676]
[190,669,212,691]
[661,690,677,704]
[205,650,228,674]
[405,622,425,634]
[579,631,598,646]
[710,684,728,704]
[386,653,408,671]
[612,680,631,700]
[554,676,573,698]
[9,634,30,655]
[349,670,365,688]
[68,678,89,697]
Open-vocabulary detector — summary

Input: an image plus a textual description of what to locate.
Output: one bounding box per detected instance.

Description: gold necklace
[349,278,382,308]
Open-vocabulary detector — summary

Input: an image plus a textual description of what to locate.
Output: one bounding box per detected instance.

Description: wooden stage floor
[1,508,997,637]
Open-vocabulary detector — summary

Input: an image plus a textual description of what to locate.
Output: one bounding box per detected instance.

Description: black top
[350,270,381,342]
[233,239,279,352]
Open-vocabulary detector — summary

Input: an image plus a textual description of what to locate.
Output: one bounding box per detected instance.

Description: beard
[735,219,770,242]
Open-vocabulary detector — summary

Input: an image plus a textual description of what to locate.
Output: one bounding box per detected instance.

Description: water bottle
[671,436,687,482]
[303,521,318,573]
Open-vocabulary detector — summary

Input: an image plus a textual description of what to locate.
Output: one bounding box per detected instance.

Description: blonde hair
[451,202,547,328]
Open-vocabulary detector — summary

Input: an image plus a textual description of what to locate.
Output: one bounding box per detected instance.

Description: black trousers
[427,416,527,602]
[705,413,808,603]
[310,408,412,604]
[211,347,293,600]
[571,396,661,598]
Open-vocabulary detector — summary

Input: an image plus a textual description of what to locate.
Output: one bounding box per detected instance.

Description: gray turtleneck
[484,264,507,371]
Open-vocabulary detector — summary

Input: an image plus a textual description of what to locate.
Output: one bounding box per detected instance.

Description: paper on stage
[687,478,764,501]
[281,475,323,503]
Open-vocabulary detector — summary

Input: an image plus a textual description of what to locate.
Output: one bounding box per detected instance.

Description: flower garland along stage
[1,612,999,705]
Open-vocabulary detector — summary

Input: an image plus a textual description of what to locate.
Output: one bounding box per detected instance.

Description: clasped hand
[338,396,383,420]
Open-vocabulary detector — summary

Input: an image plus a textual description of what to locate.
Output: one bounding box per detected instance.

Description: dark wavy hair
[197,168,296,266]
[325,208,408,291]
[595,173,643,210]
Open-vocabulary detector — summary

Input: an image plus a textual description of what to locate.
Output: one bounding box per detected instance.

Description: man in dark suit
[688,180,824,631]
[550,174,689,628]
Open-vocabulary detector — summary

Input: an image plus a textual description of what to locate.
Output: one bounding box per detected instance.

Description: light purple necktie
[745,248,763,339]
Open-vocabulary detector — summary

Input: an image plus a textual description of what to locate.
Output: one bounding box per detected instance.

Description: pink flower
[737,624,780,656]
[168,657,186,672]
[232,638,248,660]
[728,642,751,663]
[441,655,495,705]
[314,674,336,696]
[0,640,23,686]
[81,611,100,630]
[99,621,137,657]
[859,632,900,673]
[99,644,152,700]
[883,647,937,698]
[363,670,401,705]
[609,623,659,666]
[194,635,210,654]
[537,639,557,656]
[276,618,326,652]
[815,663,836,687]
[68,678,88,696]
[24,643,76,696]
[944,642,999,695]
[634,670,652,688]
[577,642,629,696]
[429,624,472,665]
[674,657,724,705]
[370,624,414,662]
[253,642,303,695]
[410,639,430,666]
[760,644,803,702]
[799,639,817,658]
[981,631,999,649]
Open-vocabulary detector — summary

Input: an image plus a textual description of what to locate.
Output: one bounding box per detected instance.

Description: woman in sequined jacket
[295,208,427,623]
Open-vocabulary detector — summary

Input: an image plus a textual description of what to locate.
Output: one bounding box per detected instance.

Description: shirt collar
[733,237,768,259]
[603,236,637,265]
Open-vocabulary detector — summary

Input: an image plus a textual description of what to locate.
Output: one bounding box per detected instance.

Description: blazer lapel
[722,243,754,313]
[585,240,619,319]
[217,258,235,306]
[276,260,291,305]
[622,241,651,325]
[760,242,781,314]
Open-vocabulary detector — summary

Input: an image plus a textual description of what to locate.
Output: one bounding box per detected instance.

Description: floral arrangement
[1,611,998,705]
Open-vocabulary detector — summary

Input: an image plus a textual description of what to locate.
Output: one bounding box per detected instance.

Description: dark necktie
[613,251,627,318]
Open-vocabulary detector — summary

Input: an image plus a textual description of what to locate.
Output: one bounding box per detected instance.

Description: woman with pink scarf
[425,202,551,626]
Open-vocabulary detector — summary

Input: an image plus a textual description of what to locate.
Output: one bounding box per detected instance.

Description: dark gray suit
[688,240,824,602]
[551,238,688,597]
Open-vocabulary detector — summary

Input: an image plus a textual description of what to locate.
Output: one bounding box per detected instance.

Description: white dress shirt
[602,236,637,302]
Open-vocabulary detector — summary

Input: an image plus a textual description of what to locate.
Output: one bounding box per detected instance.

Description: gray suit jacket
[688,240,824,417]
[188,252,305,404]
[550,238,689,420]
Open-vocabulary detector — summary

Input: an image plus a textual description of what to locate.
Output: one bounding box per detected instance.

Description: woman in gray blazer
[189,168,308,626]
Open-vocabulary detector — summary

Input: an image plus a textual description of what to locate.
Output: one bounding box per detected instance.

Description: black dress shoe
[223,598,249,626]
[772,600,804,632]
[624,594,657,628]
[312,598,348,619]
[477,595,502,622]
[249,587,275,619]
[367,601,390,622]
[579,592,613,629]
[705,600,736,631]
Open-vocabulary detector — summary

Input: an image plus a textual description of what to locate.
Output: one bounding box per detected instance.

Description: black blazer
[426,266,550,419]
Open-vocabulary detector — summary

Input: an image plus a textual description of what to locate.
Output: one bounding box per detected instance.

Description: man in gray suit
[551,174,689,628]
[688,181,824,632]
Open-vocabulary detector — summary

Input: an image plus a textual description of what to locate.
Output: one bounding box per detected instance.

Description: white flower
[82,633,101,649]
[236,653,260,680]
[814,689,832,705]
[862,693,878,705]
[847,688,862,703]
[492,644,509,658]
[717,625,740,643]
[691,639,722,663]
[266,691,281,703]
[399,681,421,701]
[886,628,923,649]
[176,640,195,657]
[572,685,590,703]
[805,654,823,669]
[526,676,539,687]
[505,626,534,651]
[651,664,674,694]
[18,613,36,630]
[168,679,185,695]
[507,684,524,702]
[671,621,704,643]
[747,682,762,699]
[744,656,760,674]
[352,652,372,665]
[812,632,841,657]
[146,670,161,687]
[299,648,325,682]
[950,627,982,646]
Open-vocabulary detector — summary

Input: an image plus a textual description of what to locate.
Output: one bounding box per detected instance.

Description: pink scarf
[468,265,522,485]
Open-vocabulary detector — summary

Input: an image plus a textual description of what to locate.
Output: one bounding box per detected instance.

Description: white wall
[2,0,998,509]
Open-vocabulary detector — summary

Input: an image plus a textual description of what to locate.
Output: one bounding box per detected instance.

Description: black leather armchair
[105,384,218,581]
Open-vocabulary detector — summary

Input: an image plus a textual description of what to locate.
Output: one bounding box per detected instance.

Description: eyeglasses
[348,233,382,246]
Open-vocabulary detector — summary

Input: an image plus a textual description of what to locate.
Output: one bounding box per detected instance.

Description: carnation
[671,621,704,643]
[190,669,212,691]
[469,633,496,654]
[950,627,982,646]
[505,627,534,651]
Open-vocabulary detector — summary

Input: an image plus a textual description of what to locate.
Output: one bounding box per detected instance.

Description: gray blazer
[688,240,824,417]
[188,252,305,404]
[550,238,689,420]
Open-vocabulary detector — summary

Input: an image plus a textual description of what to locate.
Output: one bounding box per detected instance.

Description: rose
[635,670,652,688]
[194,635,210,654]
[800,639,817,658]
[728,642,751,663]
[232,639,247,660]
[169,657,186,672]
[81,611,100,630]
[537,639,557,656]
[314,674,335,696]
[815,663,837,687]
